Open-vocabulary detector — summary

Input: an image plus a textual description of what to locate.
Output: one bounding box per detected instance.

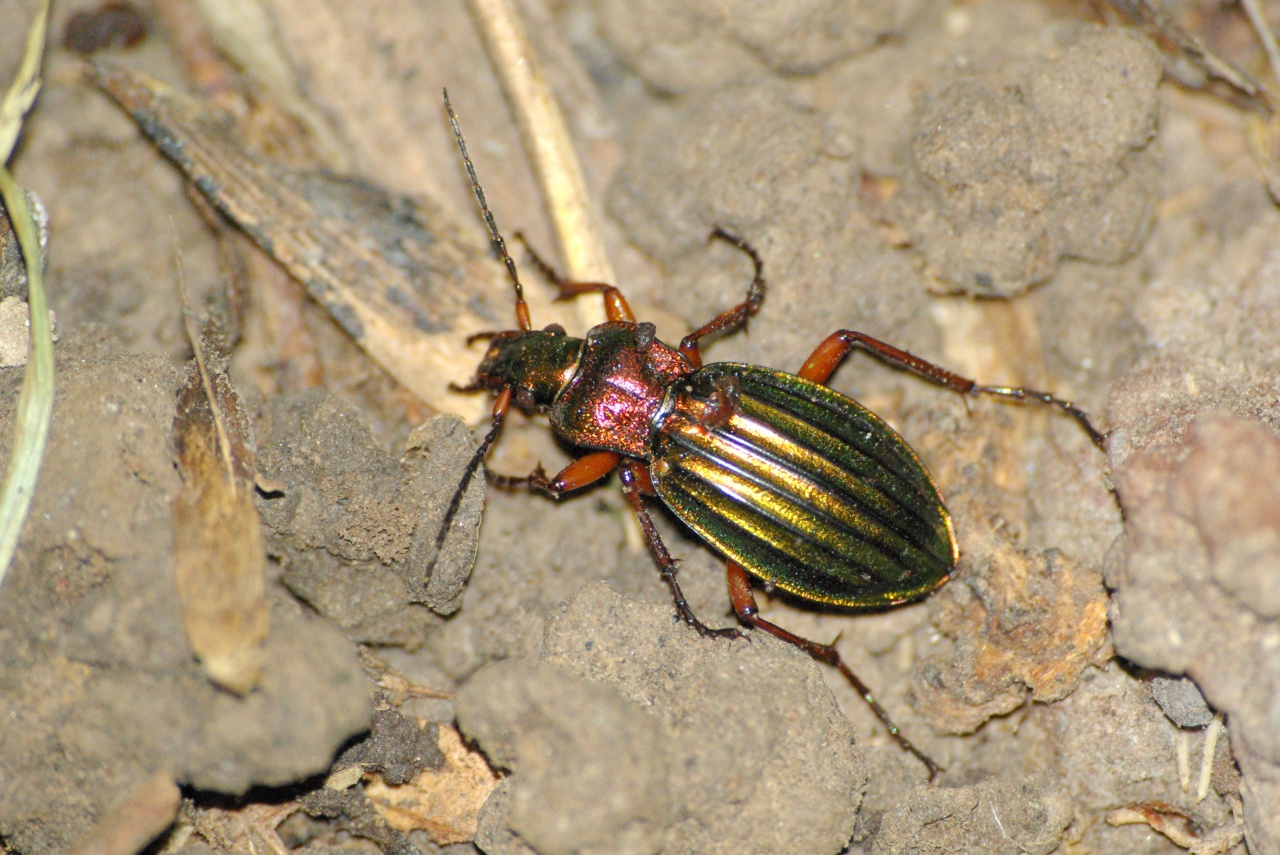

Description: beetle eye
[543,323,567,336]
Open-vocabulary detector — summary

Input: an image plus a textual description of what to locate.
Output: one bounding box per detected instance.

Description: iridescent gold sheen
[549,322,691,459]
[650,363,955,608]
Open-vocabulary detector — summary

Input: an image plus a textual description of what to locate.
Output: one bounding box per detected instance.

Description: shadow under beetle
[435,91,1107,778]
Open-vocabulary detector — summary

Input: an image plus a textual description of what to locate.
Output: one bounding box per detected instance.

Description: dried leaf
[365,723,501,845]
[184,801,296,854]
[1107,797,1245,855]
[172,322,268,694]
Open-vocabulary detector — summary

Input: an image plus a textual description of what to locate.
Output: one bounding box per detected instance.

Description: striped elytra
[650,362,957,608]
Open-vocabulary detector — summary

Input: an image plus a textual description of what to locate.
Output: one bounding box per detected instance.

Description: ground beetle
[435,91,1107,777]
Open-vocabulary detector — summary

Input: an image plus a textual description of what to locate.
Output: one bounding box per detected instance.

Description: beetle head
[475,324,582,411]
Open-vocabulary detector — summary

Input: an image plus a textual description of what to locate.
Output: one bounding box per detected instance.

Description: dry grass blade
[0,0,54,589]
[1241,0,1280,95]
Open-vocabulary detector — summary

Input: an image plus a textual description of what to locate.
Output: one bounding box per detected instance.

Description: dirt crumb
[0,338,370,853]
[1109,414,1280,852]
[871,771,1072,855]
[254,390,483,646]
[896,25,1162,296]
[458,582,866,855]
[592,0,920,92]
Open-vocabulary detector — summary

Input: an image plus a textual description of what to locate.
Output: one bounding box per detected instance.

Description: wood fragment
[91,61,506,420]
[67,771,181,855]
[1102,0,1272,111]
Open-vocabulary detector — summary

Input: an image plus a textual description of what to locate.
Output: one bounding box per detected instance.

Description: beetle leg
[619,463,743,640]
[625,462,657,495]
[798,330,1107,450]
[487,463,552,491]
[464,330,507,346]
[699,374,742,430]
[423,387,513,582]
[489,450,621,498]
[678,228,767,368]
[725,562,943,780]
[514,232,636,323]
[552,451,621,492]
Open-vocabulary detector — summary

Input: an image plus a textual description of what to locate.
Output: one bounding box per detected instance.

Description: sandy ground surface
[1,0,1278,853]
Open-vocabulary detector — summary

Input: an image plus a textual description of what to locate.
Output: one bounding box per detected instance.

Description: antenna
[443,89,532,332]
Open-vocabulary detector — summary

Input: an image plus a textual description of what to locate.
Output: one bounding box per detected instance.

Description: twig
[466,0,613,328]
[1241,0,1280,95]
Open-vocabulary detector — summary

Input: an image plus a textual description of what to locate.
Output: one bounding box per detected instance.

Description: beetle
[435,91,1107,777]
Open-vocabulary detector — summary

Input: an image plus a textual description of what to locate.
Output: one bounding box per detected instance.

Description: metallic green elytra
[650,363,956,608]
